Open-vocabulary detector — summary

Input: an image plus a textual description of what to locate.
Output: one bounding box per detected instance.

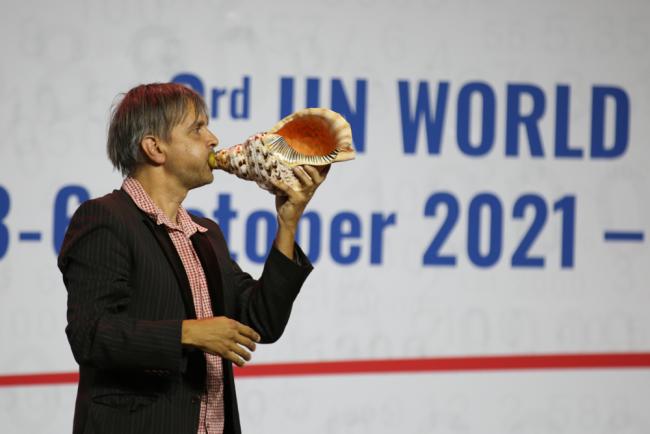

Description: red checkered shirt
[123,177,224,434]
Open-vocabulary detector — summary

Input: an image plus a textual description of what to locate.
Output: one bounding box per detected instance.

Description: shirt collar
[122,177,207,236]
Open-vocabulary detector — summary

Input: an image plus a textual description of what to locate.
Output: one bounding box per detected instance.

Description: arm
[59,201,184,373]
[179,228,313,366]
[231,165,327,341]
[171,166,329,366]
[273,165,330,260]
[231,243,312,343]
[179,166,328,364]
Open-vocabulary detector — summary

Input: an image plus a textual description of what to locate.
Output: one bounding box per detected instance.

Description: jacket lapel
[191,232,226,317]
[141,217,197,319]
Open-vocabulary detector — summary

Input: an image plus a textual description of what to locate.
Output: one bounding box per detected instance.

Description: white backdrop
[1,0,650,433]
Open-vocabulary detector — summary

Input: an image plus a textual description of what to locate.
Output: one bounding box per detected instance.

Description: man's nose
[208,129,219,148]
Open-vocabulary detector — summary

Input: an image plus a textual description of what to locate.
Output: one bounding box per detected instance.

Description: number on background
[53,185,90,254]
[422,192,576,269]
[423,192,458,266]
[554,196,576,268]
[511,194,547,267]
[0,186,9,260]
[467,193,502,267]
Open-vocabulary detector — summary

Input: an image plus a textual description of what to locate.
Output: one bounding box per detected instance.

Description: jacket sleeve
[58,199,185,373]
[229,243,313,343]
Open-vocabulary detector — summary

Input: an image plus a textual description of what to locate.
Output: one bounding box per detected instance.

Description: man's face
[163,106,219,190]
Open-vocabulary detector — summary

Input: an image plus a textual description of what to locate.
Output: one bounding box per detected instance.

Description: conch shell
[209,108,355,194]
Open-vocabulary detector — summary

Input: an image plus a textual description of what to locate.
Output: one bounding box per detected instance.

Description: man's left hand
[272,165,330,230]
[270,165,330,260]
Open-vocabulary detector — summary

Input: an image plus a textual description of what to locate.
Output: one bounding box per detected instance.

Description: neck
[131,169,187,223]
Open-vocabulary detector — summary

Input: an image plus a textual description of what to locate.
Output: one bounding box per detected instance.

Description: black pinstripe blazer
[58,189,312,434]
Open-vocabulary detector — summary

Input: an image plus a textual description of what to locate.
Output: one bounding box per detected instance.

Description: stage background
[1,0,650,432]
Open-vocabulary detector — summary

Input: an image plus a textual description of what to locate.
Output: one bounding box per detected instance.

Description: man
[58,82,327,434]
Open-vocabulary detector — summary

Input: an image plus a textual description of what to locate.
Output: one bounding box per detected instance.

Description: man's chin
[187,172,214,190]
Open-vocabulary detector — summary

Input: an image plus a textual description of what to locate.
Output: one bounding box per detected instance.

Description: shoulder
[75,189,135,216]
[58,190,141,264]
[70,189,146,229]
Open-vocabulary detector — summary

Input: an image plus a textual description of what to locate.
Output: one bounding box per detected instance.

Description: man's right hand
[181,317,261,367]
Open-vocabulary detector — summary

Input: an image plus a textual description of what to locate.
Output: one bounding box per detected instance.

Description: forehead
[178,101,208,126]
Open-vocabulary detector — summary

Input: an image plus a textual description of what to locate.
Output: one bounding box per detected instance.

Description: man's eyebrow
[188,118,207,130]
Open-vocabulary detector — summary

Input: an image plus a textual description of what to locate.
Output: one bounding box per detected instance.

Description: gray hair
[107,83,208,176]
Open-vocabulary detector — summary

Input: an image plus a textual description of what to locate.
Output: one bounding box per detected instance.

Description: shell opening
[275,115,339,156]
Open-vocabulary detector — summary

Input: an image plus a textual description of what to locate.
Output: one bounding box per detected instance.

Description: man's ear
[140,135,166,165]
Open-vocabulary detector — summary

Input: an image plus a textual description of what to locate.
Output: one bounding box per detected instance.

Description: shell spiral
[214,133,303,194]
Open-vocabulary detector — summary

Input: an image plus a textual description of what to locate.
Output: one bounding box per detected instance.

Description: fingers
[237,322,261,344]
[268,165,329,198]
[224,350,247,367]
[237,335,257,353]
[293,165,330,188]
[227,343,252,367]
[269,177,292,197]
[230,322,260,366]
[292,166,314,187]
[302,164,329,184]
[196,317,262,367]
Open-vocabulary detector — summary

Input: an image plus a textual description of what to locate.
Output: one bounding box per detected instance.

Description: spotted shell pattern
[211,108,355,194]
[214,133,303,194]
